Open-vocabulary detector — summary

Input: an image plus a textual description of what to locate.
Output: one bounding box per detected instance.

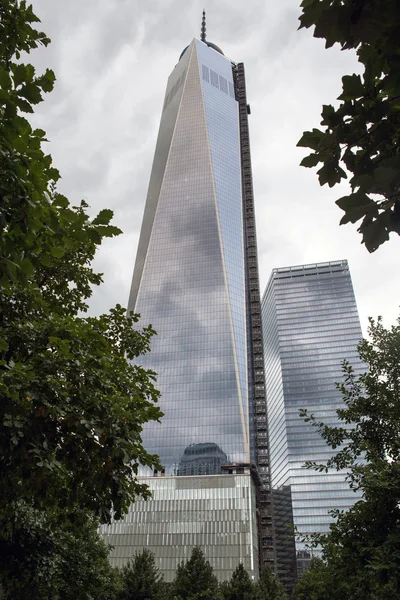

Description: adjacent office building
[261,260,364,587]
[100,17,273,581]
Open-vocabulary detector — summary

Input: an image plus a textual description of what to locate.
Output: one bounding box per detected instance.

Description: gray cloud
[28,0,399,333]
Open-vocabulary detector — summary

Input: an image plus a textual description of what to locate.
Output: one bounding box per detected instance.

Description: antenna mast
[201,10,206,41]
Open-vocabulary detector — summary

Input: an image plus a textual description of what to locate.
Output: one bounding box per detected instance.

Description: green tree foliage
[296,316,400,598]
[0,504,121,600]
[221,563,255,600]
[220,564,287,600]
[172,547,219,600]
[291,558,337,600]
[297,0,400,252]
[0,299,162,523]
[119,549,165,600]
[255,567,288,600]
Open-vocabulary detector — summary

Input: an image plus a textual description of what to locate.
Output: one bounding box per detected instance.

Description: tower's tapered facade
[129,38,249,471]
[100,32,273,581]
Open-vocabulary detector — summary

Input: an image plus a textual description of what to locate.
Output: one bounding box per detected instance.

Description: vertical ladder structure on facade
[233,61,276,572]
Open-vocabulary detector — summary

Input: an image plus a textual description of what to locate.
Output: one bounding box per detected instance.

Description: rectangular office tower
[100,25,273,581]
[261,260,364,587]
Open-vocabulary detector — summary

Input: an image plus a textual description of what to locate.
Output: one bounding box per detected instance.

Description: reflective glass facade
[102,37,272,580]
[100,474,258,582]
[261,261,364,585]
[128,39,249,475]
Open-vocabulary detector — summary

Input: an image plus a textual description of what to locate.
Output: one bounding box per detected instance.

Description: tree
[0,1,163,596]
[255,567,288,600]
[119,549,164,600]
[221,563,256,600]
[172,547,219,600]
[297,316,400,598]
[291,558,337,600]
[0,504,122,600]
[297,0,400,252]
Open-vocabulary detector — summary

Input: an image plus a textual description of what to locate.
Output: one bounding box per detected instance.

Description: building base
[99,473,259,582]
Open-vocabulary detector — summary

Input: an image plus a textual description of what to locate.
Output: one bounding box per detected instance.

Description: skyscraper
[100,16,273,581]
[261,260,364,587]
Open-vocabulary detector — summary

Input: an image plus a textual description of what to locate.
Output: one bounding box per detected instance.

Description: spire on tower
[201,9,206,42]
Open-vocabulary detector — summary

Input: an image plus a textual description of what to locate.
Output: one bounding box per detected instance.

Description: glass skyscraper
[100,23,273,580]
[129,36,249,472]
[261,260,364,587]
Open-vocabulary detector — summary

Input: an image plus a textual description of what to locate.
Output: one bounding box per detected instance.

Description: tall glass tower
[100,18,273,581]
[129,35,249,472]
[261,260,364,588]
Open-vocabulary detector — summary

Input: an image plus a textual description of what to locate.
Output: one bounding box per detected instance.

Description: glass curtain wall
[128,39,249,475]
[261,260,364,584]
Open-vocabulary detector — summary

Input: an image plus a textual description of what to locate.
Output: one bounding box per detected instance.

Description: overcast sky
[30,0,399,335]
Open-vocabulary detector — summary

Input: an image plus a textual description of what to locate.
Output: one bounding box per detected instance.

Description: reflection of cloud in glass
[263,261,365,583]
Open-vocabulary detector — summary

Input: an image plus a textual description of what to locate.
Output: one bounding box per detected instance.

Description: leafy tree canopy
[172,547,219,600]
[0,503,122,600]
[297,315,400,599]
[291,558,338,600]
[219,564,288,600]
[221,563,255,600]
[255,567,288,600]
[119,549,165,600]
[297,0,400,252]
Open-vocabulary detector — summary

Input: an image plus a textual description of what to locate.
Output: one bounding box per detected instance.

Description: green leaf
[12,115,31,134]
[88,229,102,245]
[360,216,390,252]
[92,209,114,226]
[15,97,34,113]
[0,88,11,102]
[95,225,122,238]
[40,254,52,267]
[32,128,46,138]
[339,74,364,100]
[21,258,34,278]
[50,246,64,258]
[317,161,346,187]
[297,128,325,151]
[336,189,369,209]
[321,104,342,128]
[300,153,321,168]
[318,133,338,152]
[36,69,56,92]
[47,167,61,182]
[336,191,378,224]
[11,63,28,87]
[0,69,12,89]
[53,195,69,208]
[13,136,28,153]
[18,82,43,104]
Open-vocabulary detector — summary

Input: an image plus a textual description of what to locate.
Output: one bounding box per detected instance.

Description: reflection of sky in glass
[128,51,189,310]
[196,41,248,438]
[128,40,249,474]
[262,261,364,576]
